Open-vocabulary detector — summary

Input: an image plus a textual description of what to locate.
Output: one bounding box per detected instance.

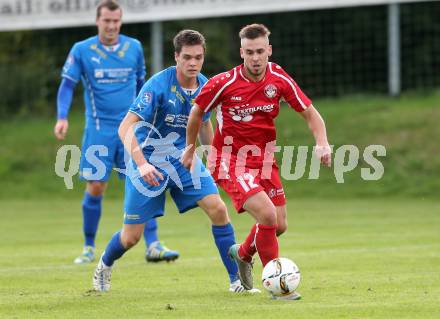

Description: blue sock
[82,192,102,247]
[102,231,127,267]
[212,223,239,283]
[143,218,159,247]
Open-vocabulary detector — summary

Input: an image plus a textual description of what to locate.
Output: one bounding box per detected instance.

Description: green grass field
[0,199,439,319]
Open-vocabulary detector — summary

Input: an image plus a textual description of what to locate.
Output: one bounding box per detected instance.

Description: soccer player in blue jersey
[53,0,179,264]
[92,29,258,294]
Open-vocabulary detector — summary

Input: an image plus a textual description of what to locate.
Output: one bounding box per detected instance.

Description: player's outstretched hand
[138,163,164,186]
[180,145,195,171]
[315,145,332,167]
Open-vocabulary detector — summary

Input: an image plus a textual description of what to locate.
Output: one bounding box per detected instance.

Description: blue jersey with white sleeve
[62,34,145,127]
[129,66,210,157]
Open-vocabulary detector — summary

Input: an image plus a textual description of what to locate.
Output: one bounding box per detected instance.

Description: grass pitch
[0,198,439,319]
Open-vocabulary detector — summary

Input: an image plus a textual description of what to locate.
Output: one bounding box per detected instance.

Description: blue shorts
[123,158,219,224]
[79,121,125,182]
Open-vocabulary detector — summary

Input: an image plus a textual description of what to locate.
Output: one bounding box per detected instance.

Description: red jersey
[195,62,312,166]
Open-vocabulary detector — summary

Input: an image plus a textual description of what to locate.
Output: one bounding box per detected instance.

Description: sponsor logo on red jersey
[228,104,275,122]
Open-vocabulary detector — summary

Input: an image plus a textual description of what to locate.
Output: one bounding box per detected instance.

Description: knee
[259,207,277,226]
[87,182,106,196]
[276,222,287,236]
[120,231,141,249]
[208,202,230,225]
[261,215,277,227]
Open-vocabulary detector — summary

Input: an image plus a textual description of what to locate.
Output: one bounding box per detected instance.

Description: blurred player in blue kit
[92,29,258,294]
[53,0,179,264]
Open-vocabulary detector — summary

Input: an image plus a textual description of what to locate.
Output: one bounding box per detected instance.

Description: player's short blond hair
[239,24,271,40]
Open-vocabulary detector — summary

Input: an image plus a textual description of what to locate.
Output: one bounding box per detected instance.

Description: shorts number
[237,173,258,192]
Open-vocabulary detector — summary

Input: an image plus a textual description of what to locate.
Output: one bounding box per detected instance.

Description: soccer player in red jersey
[182,24,331,298]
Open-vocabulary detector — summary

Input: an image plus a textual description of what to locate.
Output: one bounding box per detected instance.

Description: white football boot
[93,257,112,292]
[229,279,261,293]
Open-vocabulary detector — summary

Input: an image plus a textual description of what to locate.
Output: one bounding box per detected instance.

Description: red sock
[238,224,257,262]
[255,223,278,266]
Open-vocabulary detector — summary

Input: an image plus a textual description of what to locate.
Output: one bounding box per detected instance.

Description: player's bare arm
[54,119,69,140]
[198,118,214,147]
[118,112,164,186]
[300,105,332,167]
[197,118,214,159]
[181,104,204,170]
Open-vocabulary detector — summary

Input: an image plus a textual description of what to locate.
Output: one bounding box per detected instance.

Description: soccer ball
[261,257,301,296]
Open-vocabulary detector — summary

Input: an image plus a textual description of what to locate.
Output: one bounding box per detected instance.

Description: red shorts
[210,157,286,213]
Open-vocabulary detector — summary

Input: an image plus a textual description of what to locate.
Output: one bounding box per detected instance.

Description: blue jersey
[62,34,146,126]
[129,66,210,157]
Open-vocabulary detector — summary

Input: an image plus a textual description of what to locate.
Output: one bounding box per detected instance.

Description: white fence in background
[0,0,430,31]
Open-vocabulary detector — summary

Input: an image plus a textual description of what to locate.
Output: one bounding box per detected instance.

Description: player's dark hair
[96,0,121,19]
[239,24,271,40]
[173,30,206,53]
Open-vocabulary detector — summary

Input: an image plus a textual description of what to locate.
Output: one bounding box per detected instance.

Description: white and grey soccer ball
[261,257,301,296]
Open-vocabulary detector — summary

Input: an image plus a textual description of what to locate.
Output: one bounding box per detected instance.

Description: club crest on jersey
[118,41,130,58]
[142,92,152,104]
[264,84,277,98]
